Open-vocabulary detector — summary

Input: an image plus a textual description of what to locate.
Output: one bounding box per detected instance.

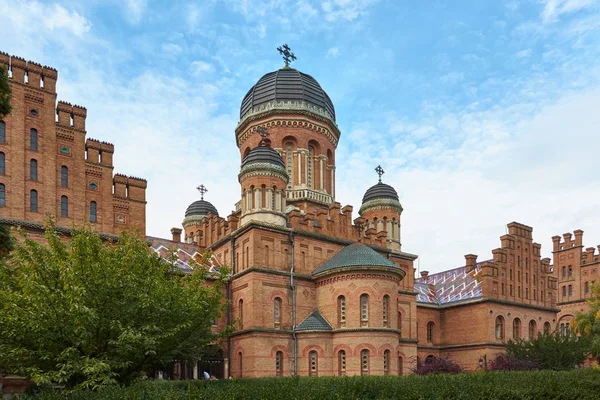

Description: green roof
[296,309,332,331]
[313,243,400,276]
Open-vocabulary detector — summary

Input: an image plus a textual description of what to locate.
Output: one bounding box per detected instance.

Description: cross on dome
[277,43,297,68]
[375,165,385,183]
[196,184,208,200]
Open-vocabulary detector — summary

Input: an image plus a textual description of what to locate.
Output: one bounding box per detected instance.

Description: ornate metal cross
[196,184,208,200]
[277,43,296,67]
[375,165,385,183]
[257,125,270,145]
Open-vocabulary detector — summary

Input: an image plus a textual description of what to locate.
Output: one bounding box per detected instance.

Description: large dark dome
[241,145,285,169]
[185,200,219,218]
[362,182,399,203]
[240,68,335,121]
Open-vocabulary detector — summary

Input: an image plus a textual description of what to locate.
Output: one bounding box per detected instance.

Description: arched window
[338,350,346,376]
[90,201,97,222]
[0,183,5,206]
[286,142,293,189]
[30,159,38,181]
[275,351,283,377]
[337,295,346,327]
[309,350,318,377]
[0,152,5,174]
[398,355,403,375]
[360,294,369,326]
[274,297,281,328]
[307,145,314,188]
[398,311,402,332]
[238,352,243,378]
[382,295,389,327]
[30,128,38,150]
[239,299,244,329]
[60,166,68,187]
[513,318,521,339]
[495,316,505,340]
[383,350,390,375]
[529,320,537,340]
[60,195,68,217]
[30,189,38,212]
[560,323,565,336]
[562,266,566,278]
[360,349,369,376]
[544,322,551,335]
[568,265,573,277]
[0,120,5,143]
[427,321,435,343]
[425,355,435,364]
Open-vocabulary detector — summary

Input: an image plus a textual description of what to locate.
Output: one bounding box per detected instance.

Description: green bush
[23,369,600,400]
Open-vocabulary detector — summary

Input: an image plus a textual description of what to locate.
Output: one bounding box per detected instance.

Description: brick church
[1,49,597,381]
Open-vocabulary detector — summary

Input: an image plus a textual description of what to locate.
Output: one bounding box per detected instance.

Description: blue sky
[1,0,600,273]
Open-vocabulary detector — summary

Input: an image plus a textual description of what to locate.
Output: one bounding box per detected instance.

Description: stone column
[297,151,302,186]
[319,158,324,191]
[193,363,198,380]
[275,190,282,211]
[255,187,261,209]
[266,188,274,210]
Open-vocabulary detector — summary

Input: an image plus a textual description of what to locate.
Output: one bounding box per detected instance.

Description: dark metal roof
[313,243,399,275]
[241,145,285,169]
[296,309,333,331]
[240,68,335,120]
[362,182,399,203]
[185,200,219,217]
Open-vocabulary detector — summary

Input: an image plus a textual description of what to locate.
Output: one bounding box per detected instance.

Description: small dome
[313,243,405,278]
[240,68,335,121]
[241,145,285,169]
[362,182,399,203]
[185,199,219,218]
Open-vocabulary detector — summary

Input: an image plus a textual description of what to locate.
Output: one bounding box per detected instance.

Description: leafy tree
[413,356,464,375]
[0,223,230,390]
[502,331,589,370]
[0,223,15,259]
[0,65,11,118]
[575,282,600,358]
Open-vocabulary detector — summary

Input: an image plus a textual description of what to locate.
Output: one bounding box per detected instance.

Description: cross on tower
[375,165,385,183]
[277,43,297,67]
[196,184,208,200]
[257,125,270,146]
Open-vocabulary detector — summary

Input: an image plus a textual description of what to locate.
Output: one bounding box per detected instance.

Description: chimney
[420,271,429,280]
[171,228,182,243]
[465,254,478,273]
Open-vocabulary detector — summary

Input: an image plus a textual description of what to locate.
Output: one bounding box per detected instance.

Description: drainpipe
[227,236,235,378]
[289,230,297,376]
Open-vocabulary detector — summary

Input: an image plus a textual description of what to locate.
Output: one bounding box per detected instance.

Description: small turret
[182,184,219,244]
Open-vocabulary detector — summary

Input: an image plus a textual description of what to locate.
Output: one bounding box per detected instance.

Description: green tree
[575,283,600,358]
[504,331,589,370]
[0,224,15,259]
[0,65,11,118]
[0,223,229,390]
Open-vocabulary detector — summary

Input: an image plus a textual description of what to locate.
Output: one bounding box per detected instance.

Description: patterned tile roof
[296,309,333,331]
[415,262,488,305]
[313,243,399,275]
[147,236,221,274]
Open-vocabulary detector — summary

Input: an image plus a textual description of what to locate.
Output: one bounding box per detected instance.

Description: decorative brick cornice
[314,268,405,283]
[237,117,339,148]
[359,198,403,215]
[238,162,289,184]
[417,296,560,312]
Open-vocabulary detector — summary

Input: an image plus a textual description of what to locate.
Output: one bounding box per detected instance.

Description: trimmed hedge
[25,369,600,400]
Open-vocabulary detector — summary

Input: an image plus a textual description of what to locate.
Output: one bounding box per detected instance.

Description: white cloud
[162,43,182,56]
[540,0,597,23]
[191,60,215,75]
[124,0,147,24]
[321,0,378,22]
[515,49,532,58]
[326,47,340,58]
[440,71,464,85]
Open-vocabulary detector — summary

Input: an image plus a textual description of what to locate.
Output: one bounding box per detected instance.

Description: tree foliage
[0,65,11,118]
[575,282,600,357]
[0,223,230,390]
[0,223,15,259]
[413,356,464,375]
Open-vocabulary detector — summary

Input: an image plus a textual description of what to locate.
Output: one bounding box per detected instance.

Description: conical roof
[313,243,401,276]
[362,182,399,203]
[296,309,333,331]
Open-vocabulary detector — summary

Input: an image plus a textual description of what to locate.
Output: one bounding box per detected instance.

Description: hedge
[25,369,600,400]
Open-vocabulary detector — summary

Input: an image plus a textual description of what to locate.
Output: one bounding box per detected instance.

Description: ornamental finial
[375,165,385,183]
[277,43,296,68]
[256,125,270,146]
[196,184,208,200]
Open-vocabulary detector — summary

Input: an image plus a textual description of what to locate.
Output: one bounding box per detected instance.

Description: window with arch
[337,295,346,327]
[309,350,318,377]
[562,266,566,278]
[544,322,551,335]
[360,349,369,376]
[30,159,38,181]
[0,120,5,143]
[90,201,97,222]
[274,297,281,328]
[275,351,283,377]
[383,350,390,375]
[30,128,38,150]
[426,321,435,343]
[529,320,537,340]
[568,285,573,296]
[382,295,389,327]
[495,316,505,340]
[60,195,68,217]
[286,142,293,189]
[238,352,243,378]
[568,265,573,277]
[307,145,314,188]
[513,318,521,339]
[0,183,5,206]
[239,299,244,329]
[360,294,369,326]
[560,323,566,336]
[61,166,68,187]
[30,189,38,212]
[0,152,4,174]
[338,350,346,376]
[398,310,402,332]
[398,355,403,375]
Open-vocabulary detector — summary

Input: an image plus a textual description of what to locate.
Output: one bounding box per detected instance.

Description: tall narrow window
[495,316,505,340]
[544,322,551,335]
[61,166,68,187]
[560,323,565,336]
[568,285,573,296]
[30,189,38,212]
[382,295,389,327]
[307,145,314,188]
[568,265,573,277]
[338,350,346,376]
[30,159,38,181]
[360,350,369,376]
[383,350,390,375]
[360,294,369,326]
[513,318,521,339]
[427,321,435,343]
[0,121,5,143]
[562,286,566,297]
[286,142,293,189]
[274,297,281,328]
[239,299,244,329]
[30,128,38,150]
[238,352,243,378]
[0,183,5,206]
[90,201,97,222]
[0,152,5,174]
[529,320,537,340]
[562,266,566,278]
[275,351,283,377]
[398,355,403,376]
[309,351,318,377]
[585,281,590,294]
[337,295,346,327]
[397,311,402,332]
[60,195,68,217]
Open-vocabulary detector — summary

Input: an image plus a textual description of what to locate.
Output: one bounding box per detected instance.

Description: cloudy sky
[1,0,599,274]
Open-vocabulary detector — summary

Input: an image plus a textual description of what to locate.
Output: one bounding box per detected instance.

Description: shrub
[488,354,539,371]
[413,356,464,375]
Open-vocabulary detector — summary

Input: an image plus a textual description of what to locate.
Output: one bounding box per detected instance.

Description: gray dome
[240,68,335,121]
[241,145,285,169]
[185,200,218,218]
[362,182,399,203]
